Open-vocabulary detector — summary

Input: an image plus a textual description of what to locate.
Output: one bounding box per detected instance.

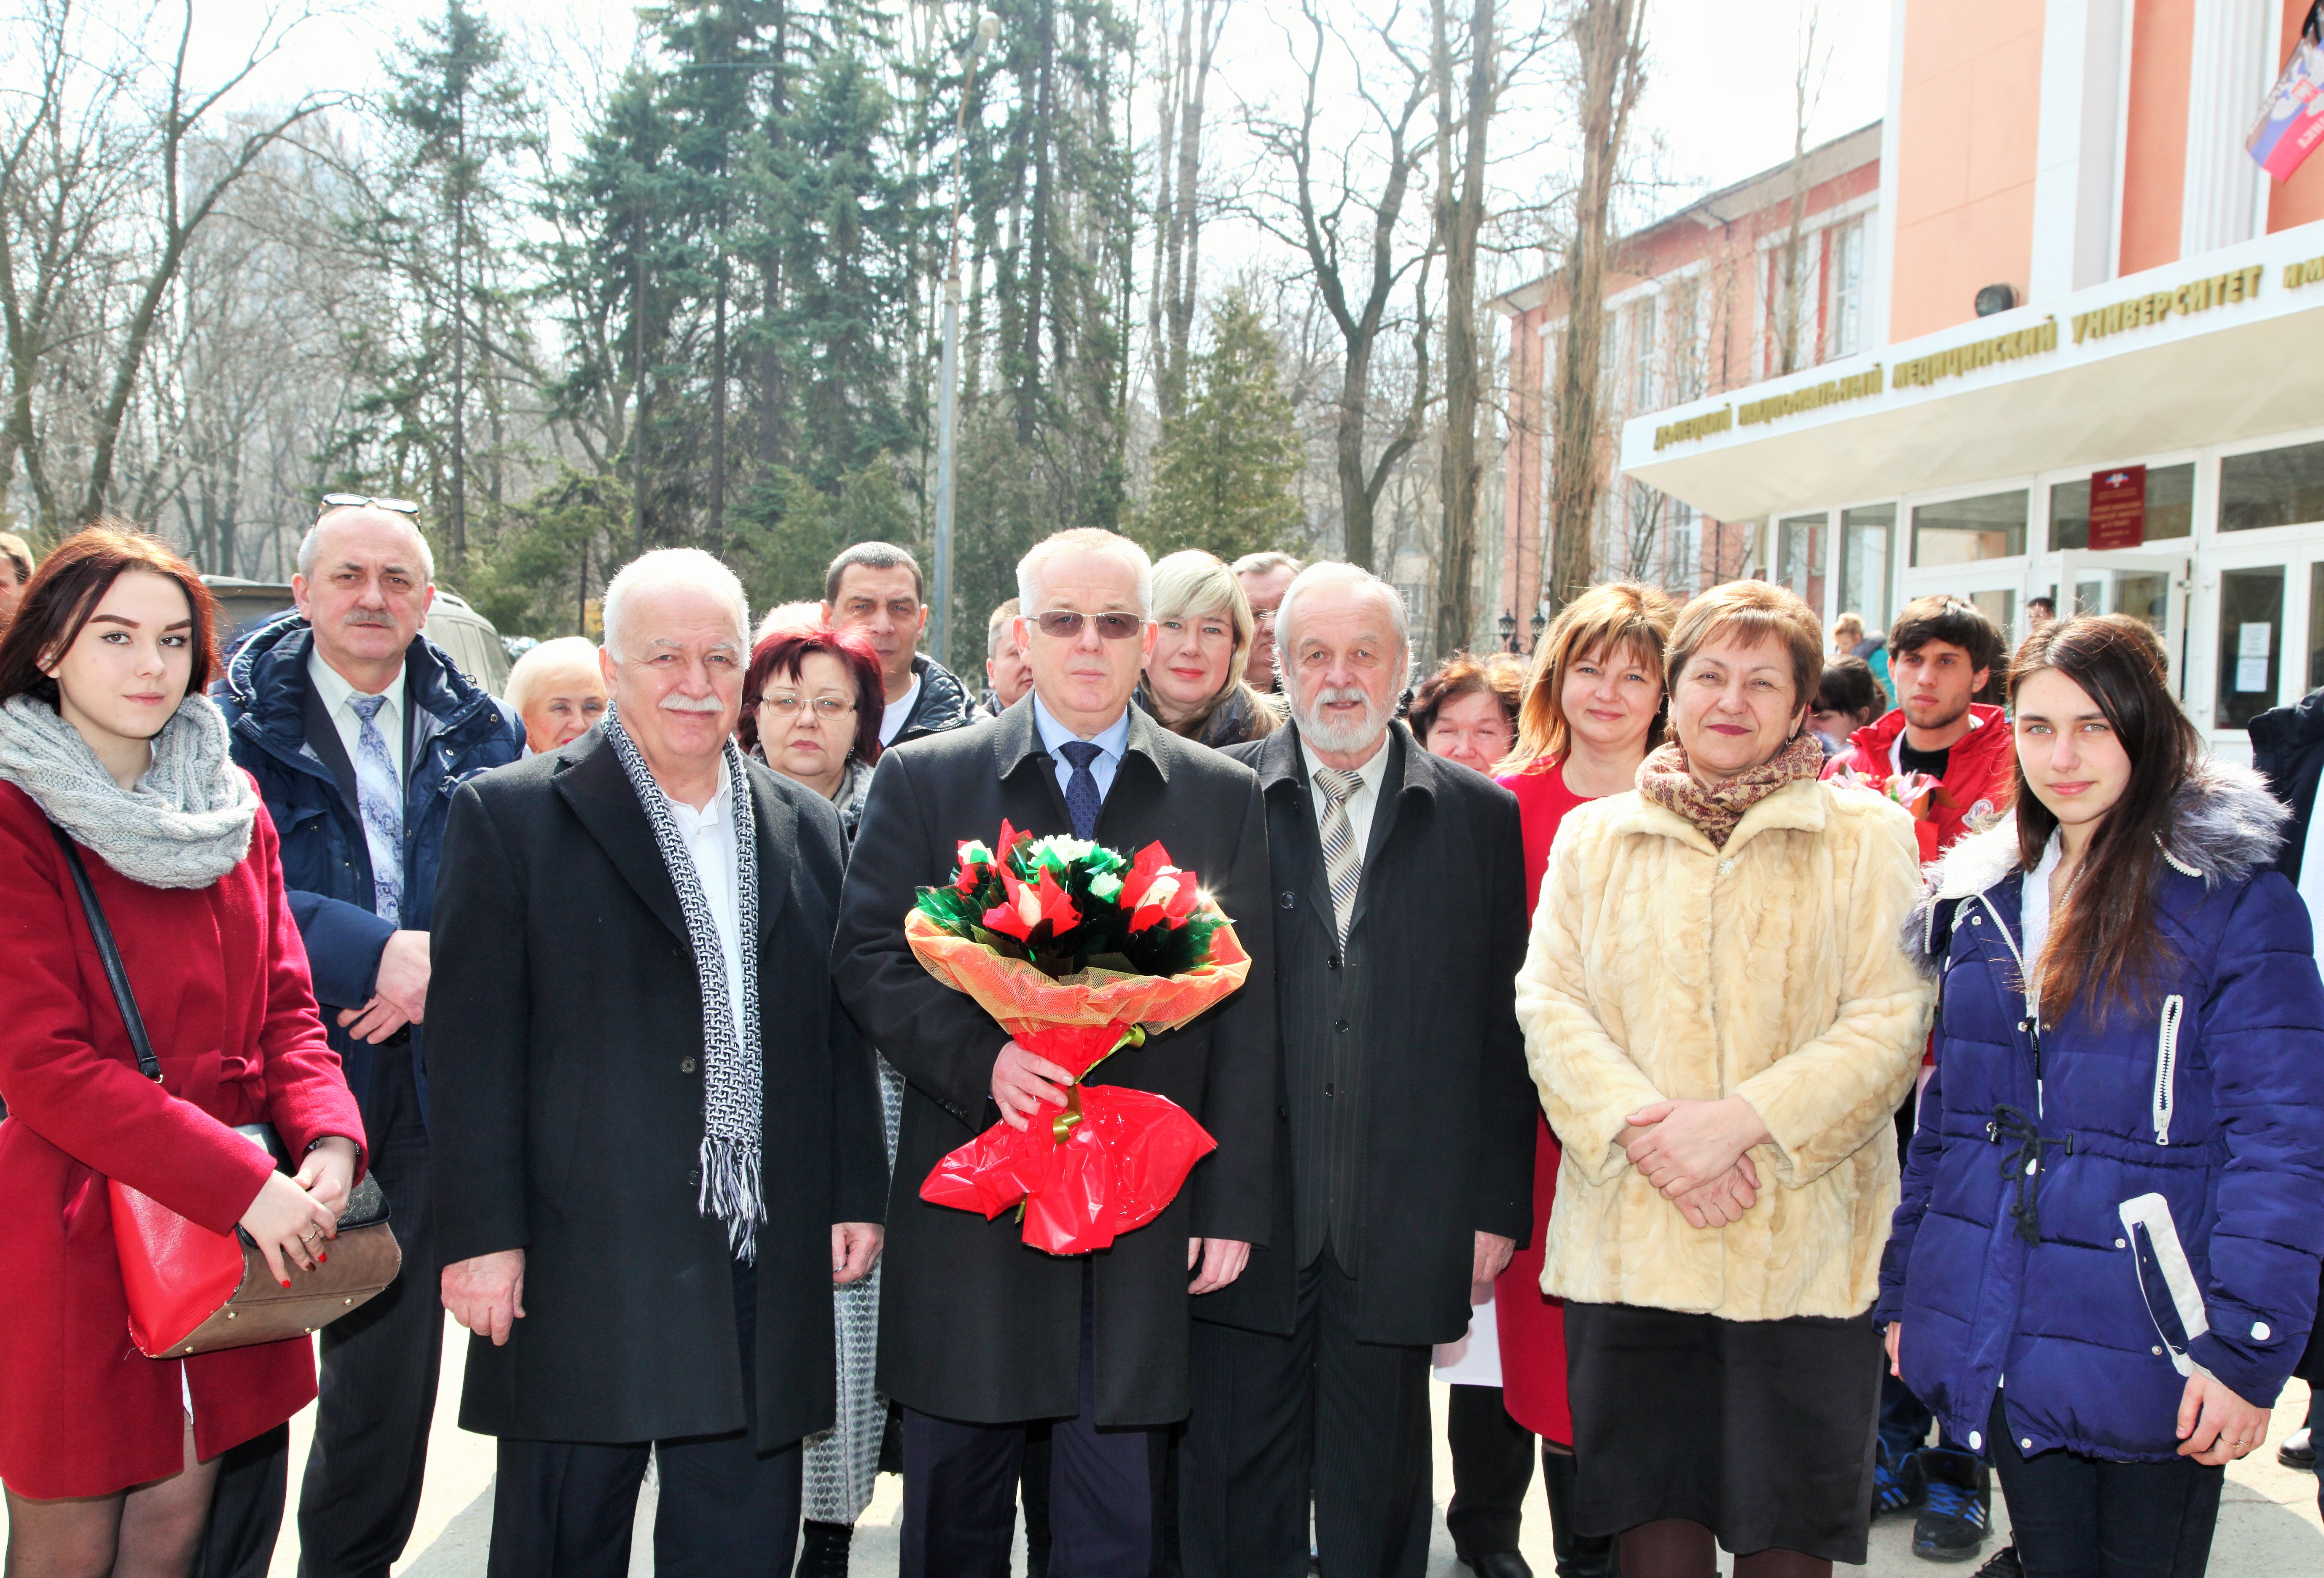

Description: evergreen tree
[1139,291,1306,563]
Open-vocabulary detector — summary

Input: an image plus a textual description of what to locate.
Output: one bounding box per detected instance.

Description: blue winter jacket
[213,613,525,1130]
[1876,763,2324,1463]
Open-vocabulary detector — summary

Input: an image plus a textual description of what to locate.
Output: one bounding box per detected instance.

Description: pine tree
[1139,291,1306,563]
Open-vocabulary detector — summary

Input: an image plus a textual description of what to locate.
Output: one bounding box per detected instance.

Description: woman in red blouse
[0,528,364,1576]
[1494,582,1675,1574]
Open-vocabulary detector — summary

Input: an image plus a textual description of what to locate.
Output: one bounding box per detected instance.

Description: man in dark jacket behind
[202,502,524,1578]
[1186,562,1533,1578]
[821,541,982,745]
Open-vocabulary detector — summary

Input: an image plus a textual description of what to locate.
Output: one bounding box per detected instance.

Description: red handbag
[51,824,401,1357]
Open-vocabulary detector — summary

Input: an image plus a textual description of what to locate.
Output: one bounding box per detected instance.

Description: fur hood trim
[1902,759,2288,974]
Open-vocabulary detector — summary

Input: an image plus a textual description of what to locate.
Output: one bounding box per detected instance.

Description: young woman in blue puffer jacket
[1878,615,2324,1578]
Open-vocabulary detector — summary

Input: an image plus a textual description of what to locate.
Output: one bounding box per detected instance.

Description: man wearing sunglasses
[208,496,525,1578]
[834,527,1276,1578]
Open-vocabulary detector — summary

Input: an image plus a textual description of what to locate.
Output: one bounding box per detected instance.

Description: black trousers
[1180,1245,1433,1578]
[900,1264,1153,1578]
[1446,1384,1534,1560]
[487,1256,802,1578]
[1987,1396,2223,1578]
[196,1048,443,1578]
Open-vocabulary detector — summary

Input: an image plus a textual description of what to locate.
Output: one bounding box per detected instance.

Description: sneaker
[1971,1546,2023,1578]
[1873,1438,1927,1517]
[2281,1427,2316,1471]
[1911,1446,1991,1562]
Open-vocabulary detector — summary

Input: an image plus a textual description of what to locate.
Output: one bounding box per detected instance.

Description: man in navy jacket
[202,502,523,1578]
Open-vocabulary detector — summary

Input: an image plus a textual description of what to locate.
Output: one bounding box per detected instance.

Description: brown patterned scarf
[1636,728,1826,849]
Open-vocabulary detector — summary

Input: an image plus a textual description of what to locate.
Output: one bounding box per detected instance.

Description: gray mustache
[658,694,725,714]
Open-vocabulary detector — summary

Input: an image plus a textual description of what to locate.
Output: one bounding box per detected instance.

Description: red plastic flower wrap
[907,823,1251,1253]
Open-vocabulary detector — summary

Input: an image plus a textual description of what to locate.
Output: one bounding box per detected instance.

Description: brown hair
[1409,651,1524,744]
[1891,593,2005,676]
[0,523,219,708]
[2010,614,2198,1025]
[1500,581,1677,773]
[739,622,887,765]
[1664,580,1823,712]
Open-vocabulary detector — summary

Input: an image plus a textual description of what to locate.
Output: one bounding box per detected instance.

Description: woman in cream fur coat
[1514,580,1934,1578]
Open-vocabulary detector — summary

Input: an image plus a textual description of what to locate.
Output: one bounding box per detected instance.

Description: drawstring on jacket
[1988,1104,2075,1244]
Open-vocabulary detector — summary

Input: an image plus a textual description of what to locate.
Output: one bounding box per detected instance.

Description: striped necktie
[1312,766,1363,945]
[348,692,404,926]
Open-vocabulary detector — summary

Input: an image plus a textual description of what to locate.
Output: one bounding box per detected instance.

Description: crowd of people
[1,505,2321,1578]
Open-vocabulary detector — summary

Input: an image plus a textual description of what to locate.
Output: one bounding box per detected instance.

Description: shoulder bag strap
[48,824,162,1084]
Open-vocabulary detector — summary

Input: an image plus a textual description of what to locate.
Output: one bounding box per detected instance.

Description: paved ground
[7,1318,2319,1574]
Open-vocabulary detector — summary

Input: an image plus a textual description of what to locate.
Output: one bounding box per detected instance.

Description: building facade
[1607,0,2324,765]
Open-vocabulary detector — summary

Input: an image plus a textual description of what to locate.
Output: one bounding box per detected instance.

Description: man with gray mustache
[209,500,526,1578]
[1187,562,1535,1578]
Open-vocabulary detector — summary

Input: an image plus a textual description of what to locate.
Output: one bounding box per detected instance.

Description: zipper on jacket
[1976,892,2044,1115]
[2152,994,2185,1146]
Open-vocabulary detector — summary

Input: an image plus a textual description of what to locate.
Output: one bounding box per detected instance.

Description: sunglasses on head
[1031,611,1145,641]
[317,493,421,519]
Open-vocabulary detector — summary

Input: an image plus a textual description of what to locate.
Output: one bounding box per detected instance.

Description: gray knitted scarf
[0,693,257,887]
[601,701,766,1261]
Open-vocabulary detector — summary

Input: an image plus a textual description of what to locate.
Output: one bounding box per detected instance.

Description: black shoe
[1460,1554,1535,1578]
[1970,1546,2022,1578]
[2280,1427,2316,1470]
[1911,1447,1990,1561]
[1872,1437,1927,1518]
[797,1519,852,1578]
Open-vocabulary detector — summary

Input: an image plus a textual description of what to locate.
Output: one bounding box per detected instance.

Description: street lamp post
[1530,609,1547,652]
[929,12,1000,671]
[1497,610,1517,652]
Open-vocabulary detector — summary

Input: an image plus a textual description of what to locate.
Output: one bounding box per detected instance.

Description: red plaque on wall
[2088,465,2147,550]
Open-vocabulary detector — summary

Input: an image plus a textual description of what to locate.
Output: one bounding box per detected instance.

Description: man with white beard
[1184,563,1535,1578]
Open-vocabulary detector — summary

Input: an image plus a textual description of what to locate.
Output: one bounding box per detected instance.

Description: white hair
[1016,528,1154,616]
[503,636,603,717]
[298,508,436,584]
[601,548,750,663]
[1273,561,1410,668]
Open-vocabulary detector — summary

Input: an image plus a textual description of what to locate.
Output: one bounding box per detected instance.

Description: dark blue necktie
[1057,741,1103,839]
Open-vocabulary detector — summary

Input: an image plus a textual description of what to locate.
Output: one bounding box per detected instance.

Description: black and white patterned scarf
[602,702,765,1261]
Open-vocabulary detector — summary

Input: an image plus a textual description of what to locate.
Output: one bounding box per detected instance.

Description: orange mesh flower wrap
[905,903,1251,1254]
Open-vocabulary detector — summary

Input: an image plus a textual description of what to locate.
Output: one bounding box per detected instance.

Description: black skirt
[1563,1301,1884,1562]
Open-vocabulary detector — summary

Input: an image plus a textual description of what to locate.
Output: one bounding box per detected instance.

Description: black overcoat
[426,731,886,1449]
[831,697,1276,1428]
[1200,720,1534,1346]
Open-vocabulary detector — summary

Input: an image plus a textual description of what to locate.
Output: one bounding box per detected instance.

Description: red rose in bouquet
[907,823,1251,1253]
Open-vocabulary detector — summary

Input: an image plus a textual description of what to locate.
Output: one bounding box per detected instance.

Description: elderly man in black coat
[427,548,886,1578]
[832,526,1275,1578]
[1183,561,1535,1578]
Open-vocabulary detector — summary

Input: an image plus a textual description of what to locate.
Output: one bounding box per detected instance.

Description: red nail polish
[318,1253,328,1262]
[282,1279,293,1288]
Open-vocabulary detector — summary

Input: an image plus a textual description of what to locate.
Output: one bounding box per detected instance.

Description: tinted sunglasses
[317,493,420,519]
[1032,611,1145,641]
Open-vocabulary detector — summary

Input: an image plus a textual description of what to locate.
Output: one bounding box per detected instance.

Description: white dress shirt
[1299,727,1393,856]
[1031,693,1132,803]
[308,647,405,784]
[662,772,749,1049]
[2299,807,2324,969]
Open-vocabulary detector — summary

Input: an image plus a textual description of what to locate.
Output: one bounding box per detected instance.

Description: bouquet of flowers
[907,822,1251,1254]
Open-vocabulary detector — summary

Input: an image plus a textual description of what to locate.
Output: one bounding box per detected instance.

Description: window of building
[1911,490,2028,566]
[1666,502,1702,593]
[1825,218,1865,360]
[1838,504,1895,631]
[2217,566,2285,727]
[2310,563,2324,692]
[2047,462,2196,550]
[1777,512,1828,615]
[2221,440,2324,531]
[1632,297,1658,411]
[1668,276,1704,402]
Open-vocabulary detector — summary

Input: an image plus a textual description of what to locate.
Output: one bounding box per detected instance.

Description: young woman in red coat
[0,526,365,1577]
[1492,582,1675,1577]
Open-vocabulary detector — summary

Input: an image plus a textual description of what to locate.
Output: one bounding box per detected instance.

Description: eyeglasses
[759,693,856,719]
[317,494,420,519]
[1032,611,1145,641]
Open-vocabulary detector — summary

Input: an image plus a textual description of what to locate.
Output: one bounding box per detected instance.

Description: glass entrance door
[2053,550,2193,699]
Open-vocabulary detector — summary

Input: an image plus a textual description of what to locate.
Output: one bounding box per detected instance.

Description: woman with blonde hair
[502,636,607,754]
[1517,580,1932,1577]
[1135,550,1282,749]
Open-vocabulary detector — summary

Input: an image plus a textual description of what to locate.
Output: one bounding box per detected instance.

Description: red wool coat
[0,777,365,1499]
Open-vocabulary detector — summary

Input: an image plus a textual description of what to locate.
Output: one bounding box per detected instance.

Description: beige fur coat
[1514,775,1933,1321]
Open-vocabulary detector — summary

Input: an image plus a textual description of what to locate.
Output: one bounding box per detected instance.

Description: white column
[2031,0,2129,299]
[2181,0,2274,259]
[1870,0,1908,349]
